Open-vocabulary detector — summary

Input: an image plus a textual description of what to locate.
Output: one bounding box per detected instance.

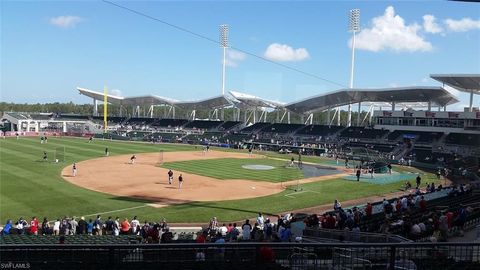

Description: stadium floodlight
[348,8,360,127]
[220,24,229,96]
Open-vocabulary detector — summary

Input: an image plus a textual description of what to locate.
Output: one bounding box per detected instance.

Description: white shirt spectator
[219,225,228,236]
[53,221,60,231]
[131,219,140,234]
[256,215,264,227]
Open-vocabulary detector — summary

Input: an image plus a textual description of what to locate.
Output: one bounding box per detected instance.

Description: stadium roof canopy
[285,87,459,115]
[430,74,480,94]
[78,87,231,109]
[175,95,232,110]
[229,91,285,109]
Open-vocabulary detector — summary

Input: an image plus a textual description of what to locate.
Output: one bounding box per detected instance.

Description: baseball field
[0,136,443,223]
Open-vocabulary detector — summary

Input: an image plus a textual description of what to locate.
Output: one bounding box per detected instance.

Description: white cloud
[351,6,432,52]
[110,89,122,97]
[445,17,480,32]
[225,50,246,67]
[264,43,310,62]
[423,15,443,34]
[49,15,83,28]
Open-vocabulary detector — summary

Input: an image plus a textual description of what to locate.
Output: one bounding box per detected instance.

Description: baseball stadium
[1,1,480,270]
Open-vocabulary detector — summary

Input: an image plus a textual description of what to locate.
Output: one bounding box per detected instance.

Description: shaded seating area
[340,127,390,139]
[388,130,444,143]
[295,125,343,136]
[260,123,305,134]
[445,133,480,146]
[183,120,223,130]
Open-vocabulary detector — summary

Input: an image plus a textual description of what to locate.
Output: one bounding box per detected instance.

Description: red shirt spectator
[121,219,131,233]
[365,203,373,218]
[30,217,39,235]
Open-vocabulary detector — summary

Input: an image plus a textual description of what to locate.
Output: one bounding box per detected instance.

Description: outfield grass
[162,158,304,182]
[0,137,443,223]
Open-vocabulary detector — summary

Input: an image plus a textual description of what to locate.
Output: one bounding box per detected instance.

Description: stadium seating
[445,133,480,146]
[151,118,188,128]
[218,121,242,131]
[240,122,271,133]
[260,123,305,134]
[340,127,390,139]
[183,120,223,130]
[295,125,343,136]
[388,130,444,143]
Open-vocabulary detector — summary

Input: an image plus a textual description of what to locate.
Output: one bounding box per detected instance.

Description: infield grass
[161,158,304,182]
[0,137,443,223]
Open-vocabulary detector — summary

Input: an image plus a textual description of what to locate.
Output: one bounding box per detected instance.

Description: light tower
[220,24,229,96]
[347,8,360,127]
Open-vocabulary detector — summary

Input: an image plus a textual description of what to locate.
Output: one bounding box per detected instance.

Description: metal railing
[0,242,478,270]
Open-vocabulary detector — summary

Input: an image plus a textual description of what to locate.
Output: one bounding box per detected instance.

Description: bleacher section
[151,119,188,128]
[260,123,305,134]
[240,122,271,133]
[446,133,480,146]
[218,121,241,131]
[388,130,443,143]
[183,120,223,130]
[296,125,343,136]
[340,127,389,139]
[0,234,139,245]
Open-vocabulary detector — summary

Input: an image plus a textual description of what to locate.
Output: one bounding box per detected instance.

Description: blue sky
[1,1,479,110]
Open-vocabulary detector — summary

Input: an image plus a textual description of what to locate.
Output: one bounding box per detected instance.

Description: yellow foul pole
[104,86,108,133]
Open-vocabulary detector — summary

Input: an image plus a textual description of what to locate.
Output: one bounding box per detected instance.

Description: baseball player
[178,174,183,189]
[105,147,109,157]
[43,151,48,162]
[72,163,77,177]
[130,154,137,164]
[168,170,173,185]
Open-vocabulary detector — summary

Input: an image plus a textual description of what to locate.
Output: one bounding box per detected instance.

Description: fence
[0,242,478,270]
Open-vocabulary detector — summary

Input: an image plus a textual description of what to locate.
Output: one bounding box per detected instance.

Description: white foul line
[81,205,148,218]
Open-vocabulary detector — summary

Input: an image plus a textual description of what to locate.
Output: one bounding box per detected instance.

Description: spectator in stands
[105,217,113,235]
[334,199,342,211]
[78,217,86,235]
[241,219,252,240]
[256,213,265,228]
[30,216,38,235]
[2,220,12,235]
[131,216,140,235]
[160,227,173,243]
[219,223,228,237]
[229,223,240,241]
[41,217,50,235]
[113,217,120,236]
[94,215,102,235]
[70,217,78,235]
[121,218,130,235]
[209,217,219,233]
[53,219,60,235]
[87,219,94,235]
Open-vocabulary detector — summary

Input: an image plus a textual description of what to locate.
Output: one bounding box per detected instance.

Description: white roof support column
[336,107,341,126]
[93,99,98,116]
[470,89,474,112]
[356,102,361,126]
